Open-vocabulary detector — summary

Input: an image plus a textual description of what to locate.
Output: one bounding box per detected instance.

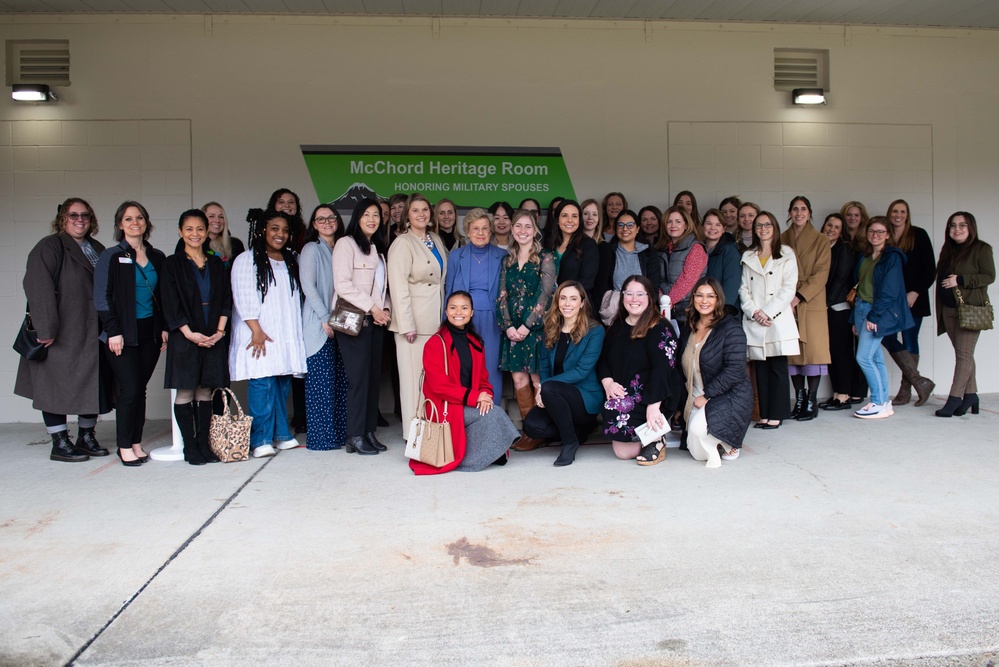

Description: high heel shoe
[554,441,579,467]
[935,395,963,417]
[954,393,980,416]
[116,449,142,467]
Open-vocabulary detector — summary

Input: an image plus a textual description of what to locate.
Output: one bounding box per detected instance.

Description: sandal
[636,439,666,466]
[718,444,740,461]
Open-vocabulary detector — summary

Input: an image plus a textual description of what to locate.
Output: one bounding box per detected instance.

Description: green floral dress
[496,250,557,373]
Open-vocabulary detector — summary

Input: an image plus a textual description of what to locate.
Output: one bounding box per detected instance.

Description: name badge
[118,256,133,264]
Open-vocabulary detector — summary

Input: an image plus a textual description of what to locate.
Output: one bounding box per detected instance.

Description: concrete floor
[1,397,998,667]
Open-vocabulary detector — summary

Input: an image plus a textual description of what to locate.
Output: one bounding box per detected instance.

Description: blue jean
[881,317,922,355]
[855,301,889,404]
[247,375,293,448]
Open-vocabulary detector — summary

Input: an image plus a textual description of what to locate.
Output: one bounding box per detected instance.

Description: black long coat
[679,313,753,449]
[160,252,232,389]
[14,233,114,415]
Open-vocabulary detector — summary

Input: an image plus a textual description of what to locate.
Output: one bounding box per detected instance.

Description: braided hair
[252,210,303,304]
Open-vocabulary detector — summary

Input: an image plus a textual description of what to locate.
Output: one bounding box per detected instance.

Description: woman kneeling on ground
[519,281,605,466]
[679,277,753,467]
[411,291,520,475]
[597,275,680,466]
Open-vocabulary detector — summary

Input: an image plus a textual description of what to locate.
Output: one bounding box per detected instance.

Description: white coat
[738,248,801,360]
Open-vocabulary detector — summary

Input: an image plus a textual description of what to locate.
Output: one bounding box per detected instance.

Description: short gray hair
[462,208,493,235]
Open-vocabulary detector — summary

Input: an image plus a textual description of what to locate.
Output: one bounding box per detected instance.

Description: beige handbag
[209,388,252,462]
[405,335,455,468]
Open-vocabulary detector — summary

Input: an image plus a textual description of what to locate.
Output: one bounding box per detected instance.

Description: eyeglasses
[754,222,773,229]
[67,212,92,221]
[867,229,888,237]
[314,216,337,224]
[623,291,648,299]
[616,221,636,229]
[948,222,969,230]
[693,293,718,300]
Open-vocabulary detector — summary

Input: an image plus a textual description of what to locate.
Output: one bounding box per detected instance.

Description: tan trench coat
[780,222,832,366]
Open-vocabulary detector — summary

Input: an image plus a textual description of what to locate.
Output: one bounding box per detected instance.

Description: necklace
[187,253,207,270]
[420,232,434,250]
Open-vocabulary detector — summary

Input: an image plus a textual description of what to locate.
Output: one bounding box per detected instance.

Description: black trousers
[756,355,789,420]
[291,377,306,428]
[337,321,385,437]
[523,381,596,447]
[103,317,161,450]
[827,308,868,398]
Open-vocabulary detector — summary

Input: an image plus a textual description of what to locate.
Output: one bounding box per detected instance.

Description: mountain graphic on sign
[332,183,378,211]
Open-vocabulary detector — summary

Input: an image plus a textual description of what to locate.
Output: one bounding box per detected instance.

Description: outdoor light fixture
[11,84,57,102]
[792,88,826,105]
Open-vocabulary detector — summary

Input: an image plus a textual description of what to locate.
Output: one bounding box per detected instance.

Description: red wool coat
[410,327,494,476]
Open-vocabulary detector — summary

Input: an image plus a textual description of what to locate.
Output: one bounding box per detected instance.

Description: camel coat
[739,249,801,360]
[14,233,113,415]
[780,223,832,366]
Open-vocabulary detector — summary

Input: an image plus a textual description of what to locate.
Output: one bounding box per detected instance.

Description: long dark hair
[750,211,784,260]
[302,203,345,245]
[345,199,387,256]
[937,211,983,275]
[113,200,154,243]
[615,275,661,339]
[252,210,302,304]
[441,290,482,342]
[267,188,306,246]
[547,199,586,257]
[684,276,727,329]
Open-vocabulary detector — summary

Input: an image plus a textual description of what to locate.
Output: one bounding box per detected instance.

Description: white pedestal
[150,389,184,462]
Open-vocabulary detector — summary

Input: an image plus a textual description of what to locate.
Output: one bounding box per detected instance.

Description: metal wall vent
[774,48,828,92]
[5,40,71,86]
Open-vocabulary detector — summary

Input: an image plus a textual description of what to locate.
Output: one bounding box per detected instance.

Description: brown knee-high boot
[511,384,545,452]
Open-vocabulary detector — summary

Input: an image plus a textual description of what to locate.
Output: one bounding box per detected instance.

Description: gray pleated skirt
[456,406,521,472]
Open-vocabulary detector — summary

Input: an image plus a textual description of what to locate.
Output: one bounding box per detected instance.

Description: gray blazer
[300,239,335,358]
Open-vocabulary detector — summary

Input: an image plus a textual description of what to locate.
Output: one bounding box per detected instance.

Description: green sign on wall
[301,145,576,211]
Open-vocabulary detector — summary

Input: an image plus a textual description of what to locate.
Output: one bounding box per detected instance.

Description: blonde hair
[201,201,232,259]
[505,209,542,267]
[462,207,493,236]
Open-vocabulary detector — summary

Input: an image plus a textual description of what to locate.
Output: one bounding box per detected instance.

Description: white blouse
[229,252,308,381]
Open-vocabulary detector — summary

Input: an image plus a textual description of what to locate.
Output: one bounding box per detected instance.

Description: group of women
[15,188,993,472]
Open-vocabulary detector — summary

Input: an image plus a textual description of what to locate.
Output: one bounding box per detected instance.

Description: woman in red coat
[410,291,520,475]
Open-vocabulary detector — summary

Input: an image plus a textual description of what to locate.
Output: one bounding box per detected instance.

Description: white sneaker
[854,402,893,419]
[275,438,300,450]
[252,444,276,458]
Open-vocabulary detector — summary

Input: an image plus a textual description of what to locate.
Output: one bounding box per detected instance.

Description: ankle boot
[954,393,980,416]
[50,431,88,462]
[790,388,806,419]
[511,384,545,451]
[363,432,387,452]
[75,426,109,457]
[345,435,378,455]
[935,395,963,417]
[554,441,579,467]
[194,401,219,462]
[174,403,205,465]
[890,351,935,406]
[797,388,818,421]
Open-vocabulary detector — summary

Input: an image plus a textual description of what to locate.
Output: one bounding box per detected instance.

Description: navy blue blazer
[444,243,507,304]
[538,323,606,414]
[852,246,915,336]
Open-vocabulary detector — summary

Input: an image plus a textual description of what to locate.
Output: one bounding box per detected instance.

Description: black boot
[345,435,378,455]
[174,403,205,465]
[554,441,579,467]
[195,401,220,462]
[953,393,980,416]
[797,388,818,421]
[935,395,963,418]
[50,431,88,462]
[790,388,806,419]
[75,426,109,457]
[363,432,387,452]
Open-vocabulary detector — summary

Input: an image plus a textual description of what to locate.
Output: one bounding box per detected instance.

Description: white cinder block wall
[1,15,998,422]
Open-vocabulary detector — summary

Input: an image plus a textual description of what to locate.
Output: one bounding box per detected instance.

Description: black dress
[161,252,232,389]
[596,318,682,440]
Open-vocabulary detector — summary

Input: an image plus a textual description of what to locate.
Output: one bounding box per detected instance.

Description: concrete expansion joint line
[62,457,278,666]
